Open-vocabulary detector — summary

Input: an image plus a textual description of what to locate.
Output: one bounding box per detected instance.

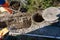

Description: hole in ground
[0,22,7,29]
[10,1,20,10]
[20,7,28,13]
[33,13,44,22]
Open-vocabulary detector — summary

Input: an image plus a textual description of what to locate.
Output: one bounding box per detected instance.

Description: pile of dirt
[6,13,32,29]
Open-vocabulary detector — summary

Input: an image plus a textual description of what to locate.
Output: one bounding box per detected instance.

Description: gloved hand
[0,28,9,39]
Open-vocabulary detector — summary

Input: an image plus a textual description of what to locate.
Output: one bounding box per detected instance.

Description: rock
[42,7,60,22]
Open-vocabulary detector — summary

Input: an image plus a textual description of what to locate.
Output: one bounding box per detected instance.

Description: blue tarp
[0,0,5,5]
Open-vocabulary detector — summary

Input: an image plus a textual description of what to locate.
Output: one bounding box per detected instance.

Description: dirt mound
[6,13,32,29]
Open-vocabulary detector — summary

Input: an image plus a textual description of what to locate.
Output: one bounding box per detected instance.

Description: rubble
[0,1,60,36]
[8,7,60,36]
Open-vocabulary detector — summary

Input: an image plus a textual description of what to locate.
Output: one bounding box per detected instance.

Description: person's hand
[0,30,4,40]
[0,28,9,38]
[0,38,2,40]
[0,30,3,38]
